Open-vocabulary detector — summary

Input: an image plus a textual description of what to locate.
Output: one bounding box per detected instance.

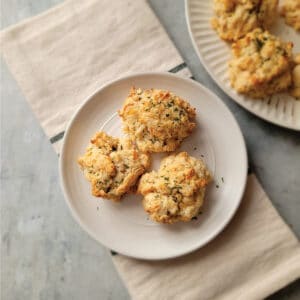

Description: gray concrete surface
[1,0,299,299]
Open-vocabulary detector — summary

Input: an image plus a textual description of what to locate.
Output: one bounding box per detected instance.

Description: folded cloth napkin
[0,0,191,153]
[113,175,300,300]
[1,0,299,299]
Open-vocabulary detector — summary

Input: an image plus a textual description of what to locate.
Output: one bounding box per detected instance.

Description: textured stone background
[1,0,299,299]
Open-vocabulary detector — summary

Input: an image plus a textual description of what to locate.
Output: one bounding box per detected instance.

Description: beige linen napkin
[0,0,191,153]
[113,175,300,300]
[1,0,299,299]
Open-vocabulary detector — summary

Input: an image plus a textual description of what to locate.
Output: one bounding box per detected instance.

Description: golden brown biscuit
[211,0,278,42]
[291,54,300,99]
[119,88,196,152]
[78,131,150,201]
[228,29,293,98]
[281,0,300,31]
[138,152,212,224]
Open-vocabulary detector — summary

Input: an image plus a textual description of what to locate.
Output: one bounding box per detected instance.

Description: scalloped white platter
[185,0,300,130]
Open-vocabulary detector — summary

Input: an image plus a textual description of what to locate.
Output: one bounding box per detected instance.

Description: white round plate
[185,0,300,131]
[59,72,247,260]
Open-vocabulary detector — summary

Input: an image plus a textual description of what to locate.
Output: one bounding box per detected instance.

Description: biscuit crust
[138,152,212,224]
[211,0,278,41]
[78,132,150,201]
[291,54,300,99]
[228,29,293,98]
[281,0,300,31]
[119,88,196,153]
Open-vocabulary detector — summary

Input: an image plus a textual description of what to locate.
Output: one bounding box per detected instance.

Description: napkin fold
[1,0,299,299]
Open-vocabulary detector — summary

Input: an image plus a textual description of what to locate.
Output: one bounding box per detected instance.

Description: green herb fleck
[221,177,224,183]
[255,38,264,50]
[170,186,182,192]
[216,184,219,188]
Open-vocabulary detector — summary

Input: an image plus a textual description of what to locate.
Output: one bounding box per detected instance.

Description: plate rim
[185,0,300,131]
[59,71,248,260]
